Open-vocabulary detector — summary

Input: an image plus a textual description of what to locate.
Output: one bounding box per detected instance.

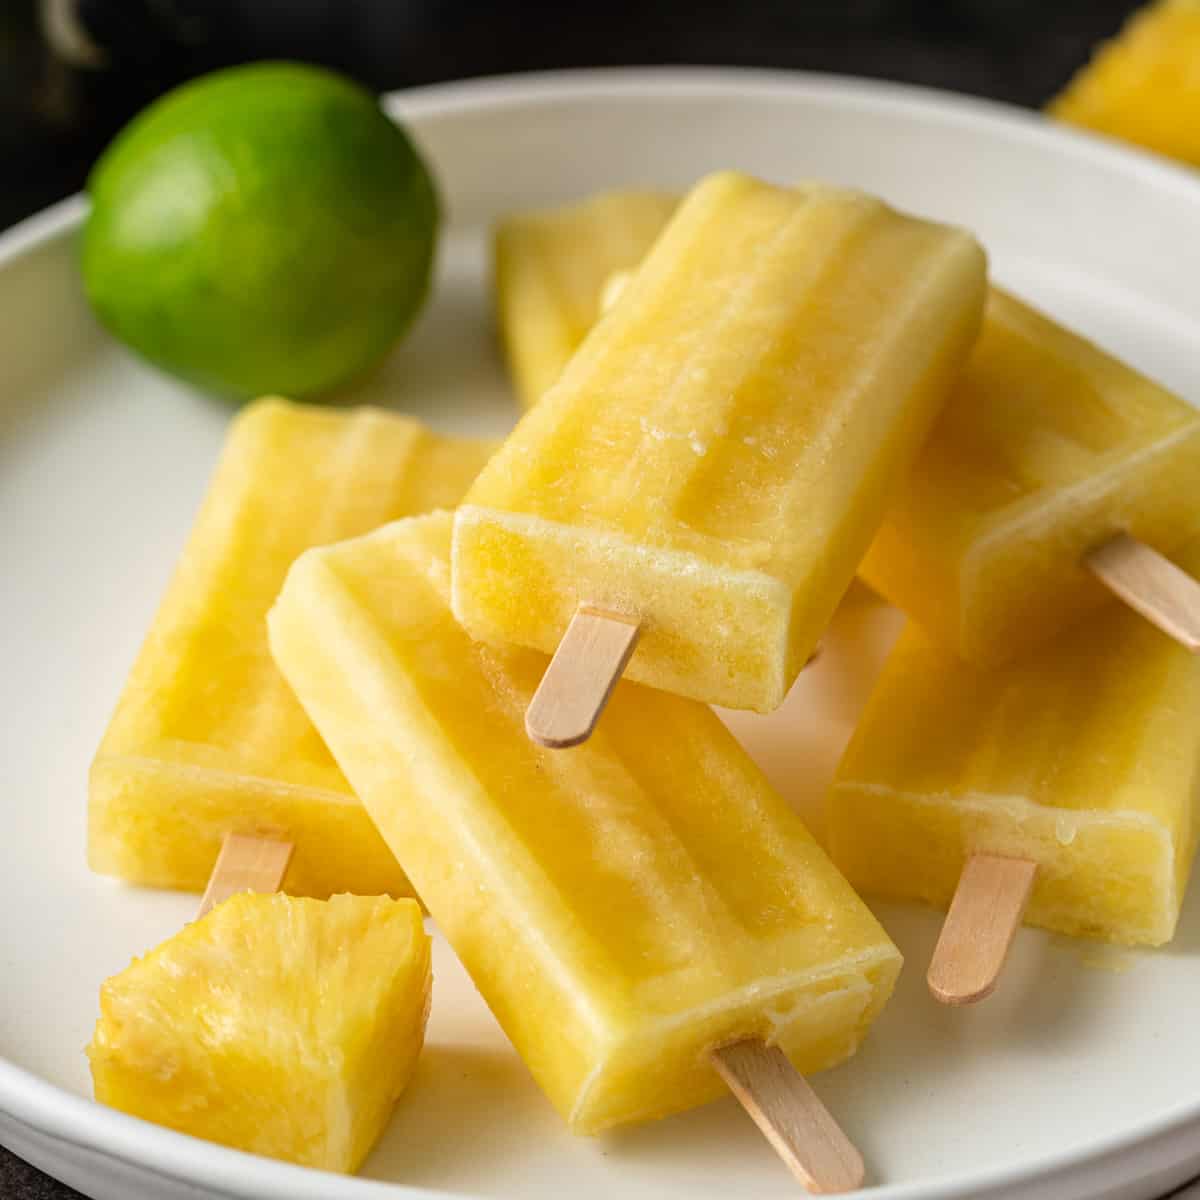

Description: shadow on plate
[363,1042,562,1189]
[719,581,902,841]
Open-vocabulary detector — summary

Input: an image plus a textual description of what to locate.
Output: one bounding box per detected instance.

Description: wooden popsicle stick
[711,1040,864,1194]
[196,833,294,919]
[927,854,1037,1006]
[1085,534,1200,651]
[526,607,640,749]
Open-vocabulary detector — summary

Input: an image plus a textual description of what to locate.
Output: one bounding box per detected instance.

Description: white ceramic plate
[3,68,1200,1200]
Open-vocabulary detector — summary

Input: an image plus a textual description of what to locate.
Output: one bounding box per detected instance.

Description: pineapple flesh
[88,893,431,1173]
[1050,0,1200,167]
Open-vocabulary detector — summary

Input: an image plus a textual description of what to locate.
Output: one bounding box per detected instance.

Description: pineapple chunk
[88,893,431,1173]
[1050,0,1200,167]
[494,190,677,408]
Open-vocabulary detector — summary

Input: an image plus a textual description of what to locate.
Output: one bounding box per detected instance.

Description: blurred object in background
[37,0,1140,96]
[3,0,198,232]
[1051,0,1200,167]
[1,0,1144,230]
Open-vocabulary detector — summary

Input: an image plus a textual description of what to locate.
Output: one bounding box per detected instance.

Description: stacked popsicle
[270,170,990,1188]
[839,288,1200,1000]
[270,511,902,1182]
[85,162,1200,1193]
[90,396,495,899]
[485,178,1200,1002]
[495,189,679,408]
[456,171,988,732]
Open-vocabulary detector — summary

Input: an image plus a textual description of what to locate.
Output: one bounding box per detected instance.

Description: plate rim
[5,64,1200,1200]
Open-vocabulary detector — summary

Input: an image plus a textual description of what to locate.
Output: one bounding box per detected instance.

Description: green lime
[81,61,439,400]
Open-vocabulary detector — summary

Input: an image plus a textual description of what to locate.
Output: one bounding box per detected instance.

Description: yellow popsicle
[496,195,1200,665]
[89,893,431,1171]
[89,397,495,897]
[268,512,901,1134]
[860,288,1200,664]
[1050,0,1200,167]
[455,171,987,713]
[495,189,678,408]
[829,542,1200,947]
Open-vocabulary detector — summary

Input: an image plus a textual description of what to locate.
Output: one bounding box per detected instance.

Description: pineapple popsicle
[454,171,987,723]
[1050,0,1200,168]
[496,200,1200,666]
[495,189,678,408]
[829,540,1200,955]
[268,512,902,1147]
[89,397,495,898]
[89,893,431,1172]
[860,288,1200,665]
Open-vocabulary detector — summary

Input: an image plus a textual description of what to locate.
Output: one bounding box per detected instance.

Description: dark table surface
[0,0,1177,1196]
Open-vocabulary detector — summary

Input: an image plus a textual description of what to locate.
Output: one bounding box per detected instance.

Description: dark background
[1,0,1145,235]
[0,0,1148,1195]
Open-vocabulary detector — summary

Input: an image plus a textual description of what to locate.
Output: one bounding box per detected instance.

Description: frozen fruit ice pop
[496,192,1200,673]
[829,542,1200,948]
[1050,0,1200,167]
[502,210,1200,662]
[860,288,1200,665]
[268,511,901,1135]
[89,893,430,1172]
[454,171,987,714]
[495,189,679,409]
[89,397,495,897]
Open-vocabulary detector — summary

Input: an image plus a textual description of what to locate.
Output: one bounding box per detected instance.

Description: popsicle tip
[197,832,294,919]
[926,854,1037,1008]
[525,608,640,749]
[1085,535,1200,651]
[524,714,592,750]
[926,966,998,1007]
[711,1040,865,1193]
